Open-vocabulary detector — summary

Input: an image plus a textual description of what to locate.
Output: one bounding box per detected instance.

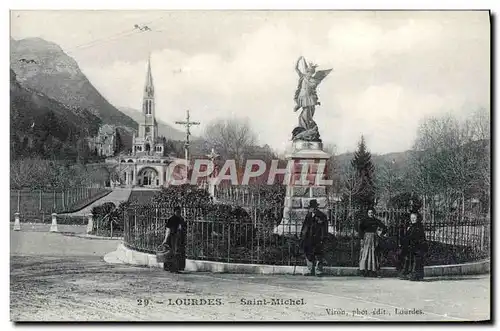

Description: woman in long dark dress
[161,206,187,273]
[399,213,427,281]
[358,208,387,277]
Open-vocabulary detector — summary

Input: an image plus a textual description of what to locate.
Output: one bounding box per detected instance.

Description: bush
[90,201,131,235]
[152,184,212,207]
[190,203,255,248]
[91,202,116,219]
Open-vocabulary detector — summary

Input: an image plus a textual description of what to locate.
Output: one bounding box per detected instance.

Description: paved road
[10,229,491,322]
[59,188,132,217]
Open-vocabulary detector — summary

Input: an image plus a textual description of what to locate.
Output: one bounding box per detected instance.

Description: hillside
[10,37,137,131]
[10,69,101,161]
[119,107,188,141]
[333,150,414,172]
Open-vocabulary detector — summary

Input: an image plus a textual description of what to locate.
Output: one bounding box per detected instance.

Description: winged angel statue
[292,56,332,142]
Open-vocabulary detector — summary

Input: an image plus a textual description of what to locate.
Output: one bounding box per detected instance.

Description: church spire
[144,54,154,97]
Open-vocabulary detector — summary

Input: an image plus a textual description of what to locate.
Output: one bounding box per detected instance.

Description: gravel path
[10,229,491,322]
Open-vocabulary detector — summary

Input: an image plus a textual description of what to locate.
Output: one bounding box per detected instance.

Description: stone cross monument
[206,148,219,199]
[175,110,200,168]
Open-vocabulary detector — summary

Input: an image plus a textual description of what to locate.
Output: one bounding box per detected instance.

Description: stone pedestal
[50,213,58,232]
[274,140,331,236]
[13,212,21,231]
[86,213,94,234]
[208,179,216,199]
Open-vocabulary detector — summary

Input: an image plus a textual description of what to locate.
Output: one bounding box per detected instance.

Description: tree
[114,128,124,155]
[410,110,490,214]
[76,138,91,164]
[350,136,376,208]
[164,139,184,157]
[10,132,20,160]
[202,118,257,168]
[376,158,408,206]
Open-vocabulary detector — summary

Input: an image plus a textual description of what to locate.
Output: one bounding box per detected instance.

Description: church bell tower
[137,55,158,153]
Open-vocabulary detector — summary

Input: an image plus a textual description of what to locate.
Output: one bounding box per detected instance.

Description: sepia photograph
[8,8,491,322]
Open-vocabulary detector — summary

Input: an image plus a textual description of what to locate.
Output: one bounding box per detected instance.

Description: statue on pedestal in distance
[292,56,332,142]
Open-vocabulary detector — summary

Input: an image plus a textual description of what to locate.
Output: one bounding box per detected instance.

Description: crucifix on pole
[175,110,200,169]
[206,148,219,199]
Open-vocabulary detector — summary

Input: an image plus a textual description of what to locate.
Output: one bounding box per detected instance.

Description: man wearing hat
[300,199,329,276]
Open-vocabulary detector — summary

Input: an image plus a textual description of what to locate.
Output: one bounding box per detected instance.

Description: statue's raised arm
[295,56,306,76]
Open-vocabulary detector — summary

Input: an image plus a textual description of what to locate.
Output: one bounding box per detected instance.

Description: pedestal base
[273,140,331,236]
[86,215,94,234]
[13,213,21,231]
[50,213,58,233]
[274,223,335,236]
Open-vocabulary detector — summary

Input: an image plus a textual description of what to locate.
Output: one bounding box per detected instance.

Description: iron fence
[90,213,124,238]
[123,203,490,267]
[10,187,111,222]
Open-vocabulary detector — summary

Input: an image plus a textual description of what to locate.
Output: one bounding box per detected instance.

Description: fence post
[39,190,42,210]
[227,224,231,263]
[14,212,21,231]
[53,191,56,212]
[480,224,485,251]
[17,190,20,212]
[50,213,58,232]
[86,213,94,234]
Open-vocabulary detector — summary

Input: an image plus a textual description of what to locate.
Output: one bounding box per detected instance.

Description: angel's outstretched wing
[313,69,333,83]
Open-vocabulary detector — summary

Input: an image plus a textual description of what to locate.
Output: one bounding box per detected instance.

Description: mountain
[119,107,189,141]
[10,37,137,131]
[10,68,102,161]
[333,150,414,172]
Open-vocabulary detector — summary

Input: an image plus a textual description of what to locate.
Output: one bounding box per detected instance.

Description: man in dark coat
[161,206,187,273]
[300,199,328,276]
[399,213,427,281]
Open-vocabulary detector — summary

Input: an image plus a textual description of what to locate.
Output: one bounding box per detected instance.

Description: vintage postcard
[9,10,491,322]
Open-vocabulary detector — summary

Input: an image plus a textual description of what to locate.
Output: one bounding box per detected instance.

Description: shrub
[152,184,212,207]
[90,201,131,235]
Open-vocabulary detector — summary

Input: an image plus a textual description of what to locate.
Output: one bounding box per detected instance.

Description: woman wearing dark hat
[300,199,329,276]
[358,207,387,277]
[399,213,427,281]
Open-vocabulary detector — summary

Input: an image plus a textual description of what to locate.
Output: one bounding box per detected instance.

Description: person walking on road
[161,206,187,273]
[300,199,329,276]
[358,207,387,277]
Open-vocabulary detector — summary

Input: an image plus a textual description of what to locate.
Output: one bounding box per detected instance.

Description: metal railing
[10,187,111,222]
[122,203,490,267]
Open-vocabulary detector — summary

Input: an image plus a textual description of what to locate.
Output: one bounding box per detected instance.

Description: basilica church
[105,57,177,188]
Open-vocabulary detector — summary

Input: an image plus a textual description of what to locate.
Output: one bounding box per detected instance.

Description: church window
[144,100,152,115]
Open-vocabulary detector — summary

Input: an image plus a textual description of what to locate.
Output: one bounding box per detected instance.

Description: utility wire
[65,29,138,53]
[63,16,166,54]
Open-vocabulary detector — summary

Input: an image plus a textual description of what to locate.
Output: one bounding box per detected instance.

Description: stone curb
[105,243,490,277]
[10,226,123,241]
[62,233,124,240]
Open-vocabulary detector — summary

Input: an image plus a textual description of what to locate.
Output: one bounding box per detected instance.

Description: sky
[9,10,490,154]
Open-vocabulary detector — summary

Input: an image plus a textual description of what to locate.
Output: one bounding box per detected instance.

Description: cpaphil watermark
[166,159,332,186]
